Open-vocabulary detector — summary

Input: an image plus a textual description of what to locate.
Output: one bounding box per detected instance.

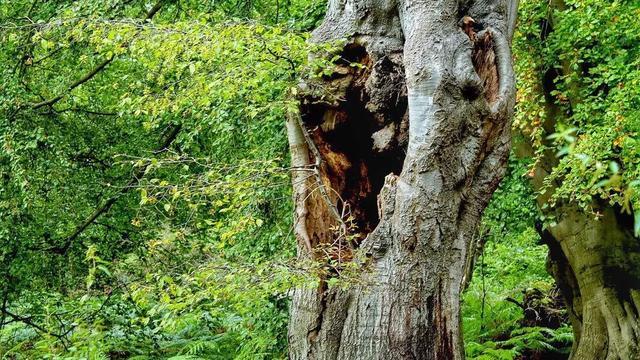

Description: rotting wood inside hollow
[299,44,409,248]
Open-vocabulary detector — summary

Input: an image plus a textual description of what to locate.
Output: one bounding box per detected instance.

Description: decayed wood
[287,0,518,358]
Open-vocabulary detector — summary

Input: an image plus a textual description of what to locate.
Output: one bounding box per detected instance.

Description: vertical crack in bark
[433,280,454,359]
[461,16,499,103]
[307,282,329,344]
[472,31,499,103]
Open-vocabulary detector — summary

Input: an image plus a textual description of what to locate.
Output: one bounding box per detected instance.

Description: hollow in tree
[286,0,519,358]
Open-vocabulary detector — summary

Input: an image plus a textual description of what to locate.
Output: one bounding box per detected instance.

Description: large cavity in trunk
[300,45,409,244]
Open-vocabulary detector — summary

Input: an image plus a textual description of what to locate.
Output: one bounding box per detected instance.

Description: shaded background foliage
[1,1,315,358]
[0,0,638,359]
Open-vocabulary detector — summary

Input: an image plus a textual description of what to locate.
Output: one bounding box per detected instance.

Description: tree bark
[540,205,640,360]
[286,1,518,358]
[527,146,640,360]
[519,94,640,360]
[519,110,640,360]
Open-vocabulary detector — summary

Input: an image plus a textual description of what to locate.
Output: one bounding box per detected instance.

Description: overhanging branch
[31,55,114,109]
[49,124,181,255]
[28,0,168,110]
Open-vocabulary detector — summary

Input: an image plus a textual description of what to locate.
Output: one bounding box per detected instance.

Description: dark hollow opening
[300,45,408,242]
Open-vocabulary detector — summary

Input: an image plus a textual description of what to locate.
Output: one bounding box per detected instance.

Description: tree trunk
[286,1,518,358]
[518,68,640,360]
[515,1,640,357]
[540,205,640,360]
[519,95,640,360]
[519,117,640,360]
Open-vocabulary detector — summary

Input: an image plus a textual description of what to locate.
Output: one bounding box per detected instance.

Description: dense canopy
[0,0,638,359]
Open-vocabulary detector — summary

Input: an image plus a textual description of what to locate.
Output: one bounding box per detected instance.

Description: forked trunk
[287,0,518,358]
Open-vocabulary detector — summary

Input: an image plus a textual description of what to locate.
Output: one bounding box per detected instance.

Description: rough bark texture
[520,112,640,360]
[519,128,640,360]
[519,83,640,360]
[515,2,640,357]
[540,206,640,360]
[287,1,518,359]
[529,151,640,360]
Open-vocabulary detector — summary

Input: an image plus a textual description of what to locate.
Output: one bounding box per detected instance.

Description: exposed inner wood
[299,44,408,253]
[473,31,499,103]
[461,16,500,103]
[288,0,517,357]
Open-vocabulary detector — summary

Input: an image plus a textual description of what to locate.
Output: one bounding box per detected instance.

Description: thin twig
[27,0,167,110]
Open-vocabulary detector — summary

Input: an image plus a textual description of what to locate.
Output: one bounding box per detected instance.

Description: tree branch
[29,0,167,110]
[0,309,66,339]
[55,107,117,116]
[31,55,115,109]
[50,124,181,255]
[506,297,525,310]
[145,0,165,20]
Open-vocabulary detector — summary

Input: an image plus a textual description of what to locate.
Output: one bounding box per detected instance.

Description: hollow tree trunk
[286,0,518,358]
[513,1,640,358]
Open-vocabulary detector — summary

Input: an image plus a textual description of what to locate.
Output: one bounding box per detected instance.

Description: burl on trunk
[286,0,518,358]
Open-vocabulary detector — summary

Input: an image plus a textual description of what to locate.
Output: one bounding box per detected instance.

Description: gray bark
[518,99,640,360]
[287,0,518,358]
[527,147,640,360]
[519,124,640,360]
[541,206,640,360]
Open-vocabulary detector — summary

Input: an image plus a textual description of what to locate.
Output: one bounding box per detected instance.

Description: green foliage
[0,0,327,358]
[463,156,572,359]
[466,326,573,360]
[514,0,640,227]
[3,0,636,359]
